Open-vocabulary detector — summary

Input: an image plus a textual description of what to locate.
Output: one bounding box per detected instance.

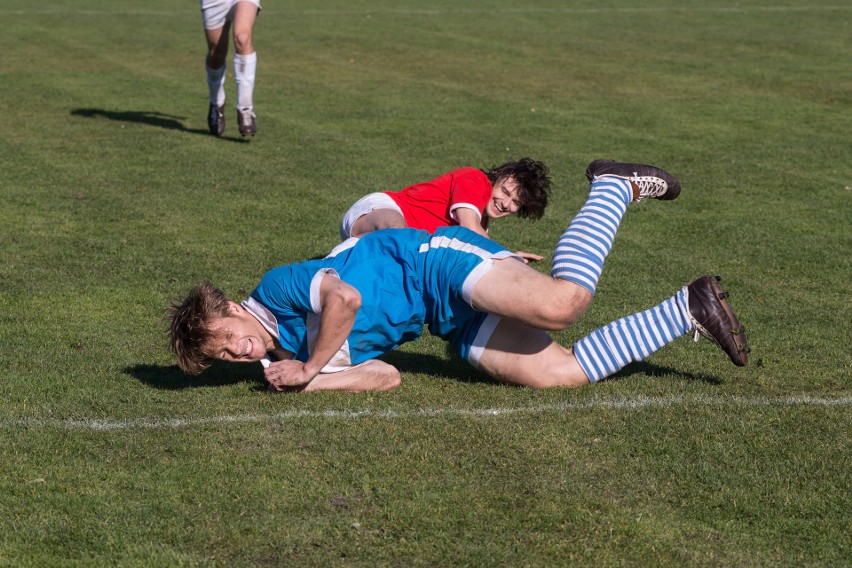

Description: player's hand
[264,359,316,392]
[514,250,544,263]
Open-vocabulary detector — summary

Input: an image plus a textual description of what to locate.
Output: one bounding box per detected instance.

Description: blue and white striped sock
[573,288,692,383]
[551,176,632,294]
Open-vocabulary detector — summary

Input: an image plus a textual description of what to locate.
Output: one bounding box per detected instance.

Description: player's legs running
[204,23,230,136]
[232,1,259,136]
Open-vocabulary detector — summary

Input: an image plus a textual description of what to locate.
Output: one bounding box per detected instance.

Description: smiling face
[204,304,273,364]
[484,176,523,219]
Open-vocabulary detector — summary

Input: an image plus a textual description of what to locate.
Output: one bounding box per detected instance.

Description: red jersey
[384,167,492,233]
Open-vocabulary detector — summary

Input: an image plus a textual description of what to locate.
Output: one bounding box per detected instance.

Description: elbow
[379,370,402,391]
[337,287,362,313]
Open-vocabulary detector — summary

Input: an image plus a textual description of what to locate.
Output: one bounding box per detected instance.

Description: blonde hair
[166,281,232,374]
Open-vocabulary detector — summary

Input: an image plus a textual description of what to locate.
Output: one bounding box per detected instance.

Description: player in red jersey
[339,158,551,262]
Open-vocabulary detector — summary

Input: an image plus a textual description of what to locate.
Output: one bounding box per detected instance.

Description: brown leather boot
[687,275,749,366]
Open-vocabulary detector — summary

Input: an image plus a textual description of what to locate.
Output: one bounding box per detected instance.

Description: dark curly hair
[166,281,232,375]
[482,157,551,220]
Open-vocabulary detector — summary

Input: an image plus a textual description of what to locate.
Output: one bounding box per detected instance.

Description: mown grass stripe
[3,395,849,432]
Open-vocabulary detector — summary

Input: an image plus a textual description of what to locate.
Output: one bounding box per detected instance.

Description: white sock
[205,61,226,107]
[234,51,257,110]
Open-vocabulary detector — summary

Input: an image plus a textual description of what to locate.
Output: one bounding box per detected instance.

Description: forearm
[302,292,359,378]
[302,360,401,392]
[455,208,489,237]
[461,221,489,238]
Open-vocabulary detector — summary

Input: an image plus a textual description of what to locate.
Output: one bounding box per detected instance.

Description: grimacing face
[204,308,270,363]
[485,177,522,219]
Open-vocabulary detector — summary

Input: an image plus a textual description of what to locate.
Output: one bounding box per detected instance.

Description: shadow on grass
[71,108,250,143]
[125,359,266,391]
[125,354,721,391]
[609,361,723,385]
[381,351,498,385]
[383,354,723,387]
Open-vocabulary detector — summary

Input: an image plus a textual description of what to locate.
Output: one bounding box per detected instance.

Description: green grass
[1,1,850,566]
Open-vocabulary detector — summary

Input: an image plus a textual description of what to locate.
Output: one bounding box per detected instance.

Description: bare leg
[476,319,589,388]
[350,209,408,237]
[471,257,592,331]
[204,24,230,134]
[231,1,258,55]
[204,23,231,69]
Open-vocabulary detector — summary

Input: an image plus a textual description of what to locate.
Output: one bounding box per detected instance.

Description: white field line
[2,394,850,432]
[2,6,851,17]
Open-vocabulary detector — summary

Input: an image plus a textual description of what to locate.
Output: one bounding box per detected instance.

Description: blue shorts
[420,226,521,367]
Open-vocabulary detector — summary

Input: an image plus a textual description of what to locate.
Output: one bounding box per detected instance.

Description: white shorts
[339,193,404,241]
[200,0,261,31]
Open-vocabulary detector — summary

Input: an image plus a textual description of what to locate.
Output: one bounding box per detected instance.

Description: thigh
[471,257,591,331]
[204,24,230,53]
[341,193,405,239]
[351,209,407,237]
[232,0,259,35]
[476,318,589,389]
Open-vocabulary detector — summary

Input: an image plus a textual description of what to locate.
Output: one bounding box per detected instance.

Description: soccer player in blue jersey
[168,160,749,392]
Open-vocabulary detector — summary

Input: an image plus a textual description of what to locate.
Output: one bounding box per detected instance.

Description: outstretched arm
[455,208,543,263]
[264,275,361,390]
[268,359,401,393]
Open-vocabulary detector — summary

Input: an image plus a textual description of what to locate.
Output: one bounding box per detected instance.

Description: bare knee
[535,282,592,330]
[233,31,253,54]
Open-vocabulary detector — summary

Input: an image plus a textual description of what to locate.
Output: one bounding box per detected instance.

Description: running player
[201,0,260,137]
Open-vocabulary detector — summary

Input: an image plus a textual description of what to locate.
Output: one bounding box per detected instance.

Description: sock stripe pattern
[551,177,631,294]
[573,289,692,383]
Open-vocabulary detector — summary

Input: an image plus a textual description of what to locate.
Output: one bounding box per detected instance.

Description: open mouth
[243,338,253,357]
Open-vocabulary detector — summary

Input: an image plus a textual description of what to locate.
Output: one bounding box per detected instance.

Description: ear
[227,301,242,316]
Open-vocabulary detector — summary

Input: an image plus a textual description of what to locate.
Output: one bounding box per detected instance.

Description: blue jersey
[250,226,517,370]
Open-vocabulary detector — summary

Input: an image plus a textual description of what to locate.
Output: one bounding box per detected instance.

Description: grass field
[1,0,850,566]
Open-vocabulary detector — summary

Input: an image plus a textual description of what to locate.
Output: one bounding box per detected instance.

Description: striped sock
[573,288,692,383]
[551,176,632,294]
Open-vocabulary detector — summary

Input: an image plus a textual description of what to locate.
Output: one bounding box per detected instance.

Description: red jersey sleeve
[446,168,492,221]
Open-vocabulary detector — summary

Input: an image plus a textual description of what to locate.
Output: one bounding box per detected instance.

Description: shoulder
[256,259,328,296]
[443,167,487,181]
